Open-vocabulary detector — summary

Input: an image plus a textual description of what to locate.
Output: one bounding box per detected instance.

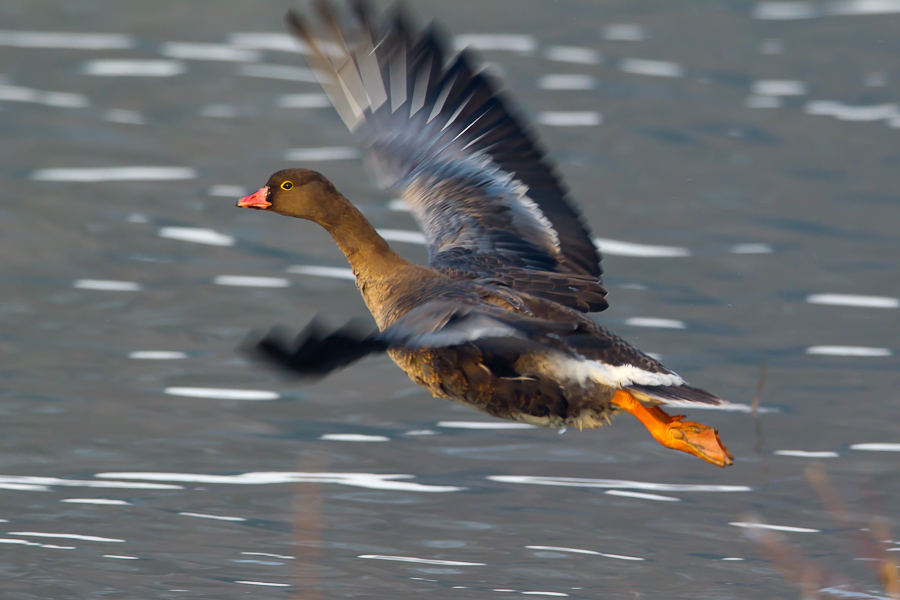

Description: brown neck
[318,196,410,284]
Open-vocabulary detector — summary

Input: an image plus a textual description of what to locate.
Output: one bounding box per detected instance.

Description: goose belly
[387,348,625,430]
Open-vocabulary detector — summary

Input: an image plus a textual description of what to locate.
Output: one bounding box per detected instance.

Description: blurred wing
[243,305,725,407]
[242,301,580,378]
[286,2,606,312]
[244,318,388,377]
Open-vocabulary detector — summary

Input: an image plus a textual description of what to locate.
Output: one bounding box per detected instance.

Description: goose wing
[244,304,726,408]
[287,2,607,312]
[243,301,579,378]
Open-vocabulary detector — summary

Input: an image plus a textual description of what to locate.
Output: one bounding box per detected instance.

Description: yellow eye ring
[281,181,293,190]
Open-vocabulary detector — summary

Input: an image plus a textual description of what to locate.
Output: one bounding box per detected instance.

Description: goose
[236,1,733,467]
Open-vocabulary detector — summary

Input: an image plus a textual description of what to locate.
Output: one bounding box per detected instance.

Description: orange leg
[611,390,734,467]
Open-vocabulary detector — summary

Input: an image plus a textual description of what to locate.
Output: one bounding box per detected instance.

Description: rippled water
[2,1,899,598]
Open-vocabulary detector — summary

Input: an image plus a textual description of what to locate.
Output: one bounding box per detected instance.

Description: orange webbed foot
[611,390,734,467]
[663,419,734,467]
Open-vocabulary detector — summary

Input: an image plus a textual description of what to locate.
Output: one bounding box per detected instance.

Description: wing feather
[285,3,607,312]
[241,301,578,378]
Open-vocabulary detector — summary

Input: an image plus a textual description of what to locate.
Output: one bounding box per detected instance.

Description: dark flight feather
[285,4,606,312]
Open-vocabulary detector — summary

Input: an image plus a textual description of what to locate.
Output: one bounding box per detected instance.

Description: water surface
[2,1,899,598]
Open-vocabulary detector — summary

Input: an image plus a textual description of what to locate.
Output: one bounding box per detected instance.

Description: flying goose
[237,2,733,467]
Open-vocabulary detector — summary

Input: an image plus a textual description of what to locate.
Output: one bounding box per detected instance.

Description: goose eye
[281,181,293,190]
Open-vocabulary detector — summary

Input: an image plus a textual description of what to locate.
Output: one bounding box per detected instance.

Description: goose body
[236,2,733,467]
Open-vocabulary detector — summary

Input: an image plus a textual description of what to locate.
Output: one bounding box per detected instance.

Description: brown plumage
[236,3,733,467]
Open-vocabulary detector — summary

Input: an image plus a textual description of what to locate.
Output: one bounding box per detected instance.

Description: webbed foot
[611,390,733,467]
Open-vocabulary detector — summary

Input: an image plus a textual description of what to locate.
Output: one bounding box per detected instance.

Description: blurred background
[1,1,899,598]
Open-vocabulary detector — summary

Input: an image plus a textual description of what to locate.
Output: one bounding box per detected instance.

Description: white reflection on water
[806,346,892,357]
[774,450,839,458]
[159,226,235,246]
[0,475,181,491]
[819,585,897,599]
[8,532,125,542]
[542,46,601,65]
[661,401,778,413]
[319,433,391,442]
[358,554,485,566]
[490,476,751,492]
[805,101,899,122]
[376,229,427,244]
[278,93,331,108]
[730,521,820,533]
[438,421,535,430]
[285,147,359,161]
[287,265,356,280]
[605,490,680,502]
[806,294,899,309]
[209,184,246,197]
[73,280,142,292]
[0,84,88,108]
[103,555,139,560]
[0,483,48,491]
[0,31,133,49]
[61,498,131,505]
[527,545,645,561]
[453,34,536,53]
[753,2,819,20]
[538,75,597,90]
[594,238,691,258]
[95,471,463,492]
[82,60,186,77]
[752,80,807,96]
[0,538,75,550]
[179,512,246,522]
[624,317,686,329]
[537,111,602,127]
[850,443,900,452]
[129,351,187,360]
[228,32,306,53]
[164,387,280,401]
[160,42,259,62]
[619,58,684,78]
[827,0,900,16]
[731,243,773,254]
[236,581,291,587]
[33,166,196,181]
[388,199,410,211]
[242,551,295,560]
[214,275,291,288]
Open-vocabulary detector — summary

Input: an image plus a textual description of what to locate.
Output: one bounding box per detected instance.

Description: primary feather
[286,2,607,312]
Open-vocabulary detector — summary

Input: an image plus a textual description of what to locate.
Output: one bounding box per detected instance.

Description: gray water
[2,1,899,598]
